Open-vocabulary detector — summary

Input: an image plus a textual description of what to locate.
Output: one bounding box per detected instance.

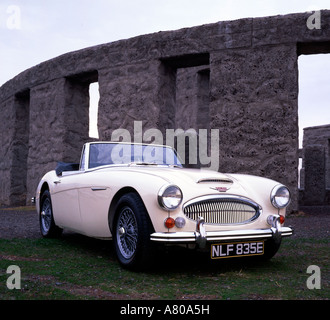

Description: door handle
[91,187,107,191]
[54,180,61,184]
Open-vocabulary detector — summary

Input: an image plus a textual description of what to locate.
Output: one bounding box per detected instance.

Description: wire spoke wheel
[113,193,154,270]
[116,206,139,259]
[41,197,52,234]
[39,190,62,238]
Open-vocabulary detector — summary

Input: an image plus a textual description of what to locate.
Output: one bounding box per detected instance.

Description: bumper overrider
[150,216,293,248]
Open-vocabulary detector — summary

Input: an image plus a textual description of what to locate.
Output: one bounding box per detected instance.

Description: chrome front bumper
[150,217,293,248]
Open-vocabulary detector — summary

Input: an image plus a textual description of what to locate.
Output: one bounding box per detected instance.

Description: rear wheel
[40,190,62,238]
[113,193,154,270]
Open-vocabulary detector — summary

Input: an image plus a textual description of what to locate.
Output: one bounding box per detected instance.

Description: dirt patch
[0,254,45,262]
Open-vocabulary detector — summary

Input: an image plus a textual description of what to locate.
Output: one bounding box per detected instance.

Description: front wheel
[261,238,282,261]
[113,193,154,270]
[40,190,62,238]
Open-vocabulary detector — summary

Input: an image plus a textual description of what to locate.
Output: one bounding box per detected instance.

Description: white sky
[0,0,330,143]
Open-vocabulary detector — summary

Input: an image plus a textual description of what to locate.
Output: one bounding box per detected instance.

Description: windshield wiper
[129,162,158,166]
[168,164,182,168]
[129,162,182,168]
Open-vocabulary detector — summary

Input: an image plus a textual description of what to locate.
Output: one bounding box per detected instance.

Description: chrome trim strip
[279,226,294,237]
[150,232,196,242]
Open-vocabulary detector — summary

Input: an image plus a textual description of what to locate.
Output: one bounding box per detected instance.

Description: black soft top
[55,162,79,176]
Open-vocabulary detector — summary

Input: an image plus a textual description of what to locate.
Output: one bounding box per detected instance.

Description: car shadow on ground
[59,231,276,274]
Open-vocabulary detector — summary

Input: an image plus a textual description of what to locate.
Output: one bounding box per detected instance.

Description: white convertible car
[34,142,293,269]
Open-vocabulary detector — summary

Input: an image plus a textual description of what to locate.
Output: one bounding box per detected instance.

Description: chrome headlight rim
[271,184,291,209]
[158,184,183,211]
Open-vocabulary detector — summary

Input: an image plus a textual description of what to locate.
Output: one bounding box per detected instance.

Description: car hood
[94,164,278,203]
[109,165,248,193]
[144,167,278,207]
[112,165,233,184]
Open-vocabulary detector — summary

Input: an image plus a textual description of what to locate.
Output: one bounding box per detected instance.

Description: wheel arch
[39,182,50,212]
[40,182,49,195]
[108,187,154,234]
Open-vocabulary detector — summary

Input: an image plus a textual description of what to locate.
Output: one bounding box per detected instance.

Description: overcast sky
[0,0,329,146]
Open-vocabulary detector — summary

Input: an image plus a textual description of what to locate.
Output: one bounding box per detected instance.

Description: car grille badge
[210,186,229,192]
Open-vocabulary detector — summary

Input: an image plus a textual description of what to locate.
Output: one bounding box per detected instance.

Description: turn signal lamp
[164,217,175,229]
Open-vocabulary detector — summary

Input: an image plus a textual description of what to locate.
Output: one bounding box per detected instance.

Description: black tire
[261,238,282,261]
[40,190,62,238]
[113,193,154,270]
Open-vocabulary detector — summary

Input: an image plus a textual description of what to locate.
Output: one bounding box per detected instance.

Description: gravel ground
[0,206,329,240]
[0,208,40,239]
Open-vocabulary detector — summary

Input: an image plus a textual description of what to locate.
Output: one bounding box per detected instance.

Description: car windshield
[88,143,183,169]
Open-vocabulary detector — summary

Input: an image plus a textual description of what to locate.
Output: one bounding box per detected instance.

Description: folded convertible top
[55,162,79,176]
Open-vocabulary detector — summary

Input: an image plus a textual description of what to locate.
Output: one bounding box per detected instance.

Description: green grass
[0,235,328,300]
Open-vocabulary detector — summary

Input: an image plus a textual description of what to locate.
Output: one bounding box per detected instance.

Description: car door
[51,172,83,233]
[78,182,112,238]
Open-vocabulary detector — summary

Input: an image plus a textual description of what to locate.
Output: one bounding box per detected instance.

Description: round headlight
[158,185,183,210]
[271,185,291,209]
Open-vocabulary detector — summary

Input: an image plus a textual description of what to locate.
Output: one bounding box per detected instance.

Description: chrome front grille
[183,196,260,225]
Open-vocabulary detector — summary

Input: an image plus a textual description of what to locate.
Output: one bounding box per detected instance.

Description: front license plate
[211,241,264,259]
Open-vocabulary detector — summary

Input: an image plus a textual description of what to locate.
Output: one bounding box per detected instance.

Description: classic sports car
[35,142,293,269]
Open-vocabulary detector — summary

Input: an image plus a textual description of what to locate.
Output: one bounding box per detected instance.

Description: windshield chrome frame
[83,142,182,171]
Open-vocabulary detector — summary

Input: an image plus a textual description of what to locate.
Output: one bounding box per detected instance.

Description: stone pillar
[210,44,299,211]
[26,79,67,202]
[98,60,168,141]
[0,96,16,206]
[301,125,330,206]
[304,145,326,205]
[0,91,30,206]
[10,90,30,205]
[26,77,90,202]
[62,75,92,160]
